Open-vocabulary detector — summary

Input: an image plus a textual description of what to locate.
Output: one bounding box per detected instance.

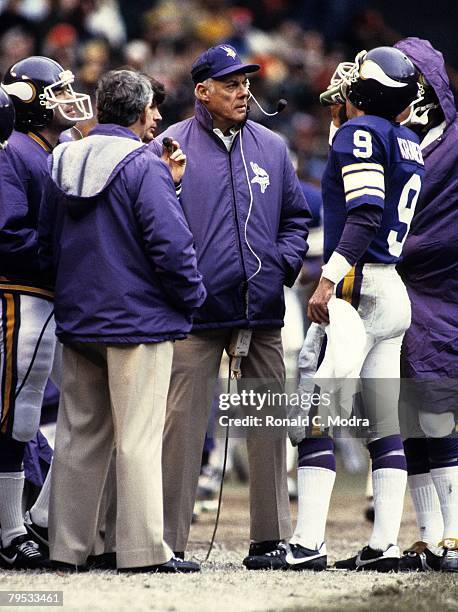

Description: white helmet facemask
[400,80,441,127]
[320,50,367,105]
[41,70,93,121]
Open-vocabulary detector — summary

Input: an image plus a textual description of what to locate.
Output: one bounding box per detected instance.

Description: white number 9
[388,173,422,257]
[353,130,372,158]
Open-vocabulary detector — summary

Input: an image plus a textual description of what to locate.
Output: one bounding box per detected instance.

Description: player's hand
[330,103,347,128]
[307,277,335,324]
[161,139,187,184]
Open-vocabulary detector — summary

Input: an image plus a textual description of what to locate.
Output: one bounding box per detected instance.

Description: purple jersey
[0,130,52,289]
[322,115,425,264]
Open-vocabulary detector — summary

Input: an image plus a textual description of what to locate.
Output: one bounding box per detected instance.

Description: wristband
[322,251,352,284]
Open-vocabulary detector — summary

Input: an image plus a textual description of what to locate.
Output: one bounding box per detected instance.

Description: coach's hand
[161,139,187,185]
[307,277,335,324]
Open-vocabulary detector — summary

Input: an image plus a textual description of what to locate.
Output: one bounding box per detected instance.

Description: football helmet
[0,88,15,148]
[401,72,441,128]
[2,56,92,131]
[320,47,419,120]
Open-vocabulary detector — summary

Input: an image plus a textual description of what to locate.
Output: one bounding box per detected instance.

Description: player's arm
[308,125,385,324]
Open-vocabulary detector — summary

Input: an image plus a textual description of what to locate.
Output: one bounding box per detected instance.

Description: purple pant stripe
[428,436,458,469]
[404,437,430,475]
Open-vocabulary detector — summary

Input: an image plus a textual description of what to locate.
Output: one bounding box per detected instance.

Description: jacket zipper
[228,144,249,318]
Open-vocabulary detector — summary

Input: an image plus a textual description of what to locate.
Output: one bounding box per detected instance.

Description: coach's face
[198,72,250,134]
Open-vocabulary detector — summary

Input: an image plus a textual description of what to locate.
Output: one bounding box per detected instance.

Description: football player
[0,89,15,148]
[394,38,458,573]
[0,56,92,569]
[245,47,424,572]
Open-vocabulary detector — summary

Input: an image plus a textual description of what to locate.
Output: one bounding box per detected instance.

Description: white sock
[408,472,443,545]
[369,468,407,551]
[431,465,458,539]
[29,465,52,528]
[0,472,27,547]
[289,467,336,550]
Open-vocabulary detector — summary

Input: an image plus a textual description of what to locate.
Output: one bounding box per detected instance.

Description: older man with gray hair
[39,69,206,573]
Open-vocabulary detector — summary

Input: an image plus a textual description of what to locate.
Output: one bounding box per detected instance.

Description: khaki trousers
[163,328,292,552]
[49,342,173,568]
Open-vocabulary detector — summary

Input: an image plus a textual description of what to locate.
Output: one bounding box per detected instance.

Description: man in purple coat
[394,38,458,573]
[159,44,311,568]
[38,69,206,573]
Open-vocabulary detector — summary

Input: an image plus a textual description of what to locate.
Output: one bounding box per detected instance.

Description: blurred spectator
[0,26,35,75]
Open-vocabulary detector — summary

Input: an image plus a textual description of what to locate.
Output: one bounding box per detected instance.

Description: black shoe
[440,539,458,573]
[173,551,184,560]
[285,542,327,571]
[245,540,281,558]
[24,512,49,553]
[0,535,50,569]
[336,544,400,572]
[86,552,117,570]
[50,560,88,573]
[399,541,443,572]
[118,556,200,574]
[334,552,358,570]
[243,542,289,570]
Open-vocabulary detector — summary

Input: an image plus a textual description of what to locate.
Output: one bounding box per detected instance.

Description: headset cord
[14,309,54,399]
[205,361,232,562]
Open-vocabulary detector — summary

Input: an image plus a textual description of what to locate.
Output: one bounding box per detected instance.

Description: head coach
[159,44,311,569]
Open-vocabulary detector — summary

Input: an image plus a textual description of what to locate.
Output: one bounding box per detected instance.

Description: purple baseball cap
[191,44,260,84]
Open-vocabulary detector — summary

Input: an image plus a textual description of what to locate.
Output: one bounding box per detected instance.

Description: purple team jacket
[0,131,51,288]
[159,101,311,330]
[395,38,458,380]
[38,124,206,344]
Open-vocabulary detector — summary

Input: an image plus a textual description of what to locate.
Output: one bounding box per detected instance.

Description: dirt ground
[1,466,457,612]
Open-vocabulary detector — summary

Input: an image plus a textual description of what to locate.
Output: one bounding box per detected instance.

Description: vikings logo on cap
[220,45,237,59]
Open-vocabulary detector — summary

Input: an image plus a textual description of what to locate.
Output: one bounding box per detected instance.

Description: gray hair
[96,70,153,126]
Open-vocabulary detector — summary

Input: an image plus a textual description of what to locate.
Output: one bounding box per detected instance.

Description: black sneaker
[243,542,289,570]
[440,539,458,573]
[334,552,358,570]
[336,544,400,572]
[245,540,281,558]
[0,535,50,569]
[118,556,200,574]
[24,512,49,552]
[285,542,327,571]
[399,541,443,572]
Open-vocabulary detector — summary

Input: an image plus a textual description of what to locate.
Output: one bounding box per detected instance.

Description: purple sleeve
[132,157,206,313]
[335,204,383,265]
[277,148,312,286]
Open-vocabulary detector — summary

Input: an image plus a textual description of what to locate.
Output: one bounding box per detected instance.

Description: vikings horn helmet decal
[320,47,419,120]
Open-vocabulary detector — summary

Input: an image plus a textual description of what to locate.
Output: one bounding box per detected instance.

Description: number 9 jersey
[322,115,425,264]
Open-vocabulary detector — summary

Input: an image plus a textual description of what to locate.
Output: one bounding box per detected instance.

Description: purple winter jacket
[159,101,311,330]
[395,38,458,381]
[38,124,206,343]
[0,130,52,292]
